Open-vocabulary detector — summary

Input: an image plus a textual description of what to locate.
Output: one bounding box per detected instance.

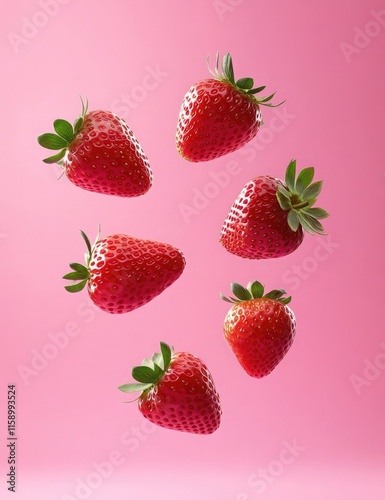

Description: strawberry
[176,52,282,162]
[63,230,185,314]
[118,342,221,435]
[38,99,152,197]
[221,281,296,378]
[220,159,329,259]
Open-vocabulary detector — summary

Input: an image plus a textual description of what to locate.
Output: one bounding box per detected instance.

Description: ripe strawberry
[176,52,282,162]
[63,230,185,314]
[220,160,329,259]
[118,342,221,435]
[221,281,296,378]
[38,99,152,197]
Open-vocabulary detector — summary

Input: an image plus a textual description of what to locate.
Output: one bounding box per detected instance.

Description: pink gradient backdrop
[1,0,385,498]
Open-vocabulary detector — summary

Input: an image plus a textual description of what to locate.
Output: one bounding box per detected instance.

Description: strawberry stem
[292,201,309,210]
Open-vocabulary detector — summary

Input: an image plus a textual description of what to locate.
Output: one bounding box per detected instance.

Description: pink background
[1,0,385,498]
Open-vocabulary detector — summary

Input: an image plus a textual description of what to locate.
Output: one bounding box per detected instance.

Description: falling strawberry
[118,342,221,434]
[38,99,152,197]
[221,281,296,378]
[63,230,185,314]
[176,52,282,162]
[220,159,329,259]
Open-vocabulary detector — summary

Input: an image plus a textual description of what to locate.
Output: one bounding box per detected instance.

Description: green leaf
[287,210,300,232]
[248,85,266,94]
[42,149,66,164]
[264,289,285,300]
[258,99,285,108]
[281,297,292,305]
[277,184,291,198]
[80,230,93,257]
[118,383,153,393]
[153,363,162,379]
[302,181,323,201]
[37,133,68,150]
[259,92,276,103]
[151,353,162,368]
[231,282,252,301]
[73,117,84,135]
[304,207,329,219]
[63,271,88,280]
[299,213,325,235]
[220,292,235,304]
[80,96,89,116]
[247,281,264,298]
[277,191,291,211]
[132,366,157,384]
[222,53,235,84]
[69,262,88,273]
[295,167,314,195]
[64,279,87,293]
[54,119,74,142]
[160,342,172,371]
[307,199,316,208]
[236,77,254,90]
[285,160,296,192]
[297,213,316,234]
[141,358,154,369]
[215,52,219,73]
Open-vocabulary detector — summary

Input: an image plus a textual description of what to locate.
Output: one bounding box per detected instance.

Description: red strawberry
[220,160,329,259]
[176,52,282,162]
[38,99,152,197]
[221,281,296,378]
[63,231,185,314]
[118,342,221,435]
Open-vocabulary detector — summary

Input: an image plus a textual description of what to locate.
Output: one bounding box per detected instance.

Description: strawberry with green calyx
[176,52,283,162]
[220,159,329,259]
[63,230,185,314]
[221,281,296,378]
[118,342,221,435]
[38,99,152,197]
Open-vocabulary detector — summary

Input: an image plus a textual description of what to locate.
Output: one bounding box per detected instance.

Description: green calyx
[62,229,98,293]
[37,97,88,165]
[276,159,329,235]
[221,281,291,305]
[207,52,284,107]
[118,342,174,395]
